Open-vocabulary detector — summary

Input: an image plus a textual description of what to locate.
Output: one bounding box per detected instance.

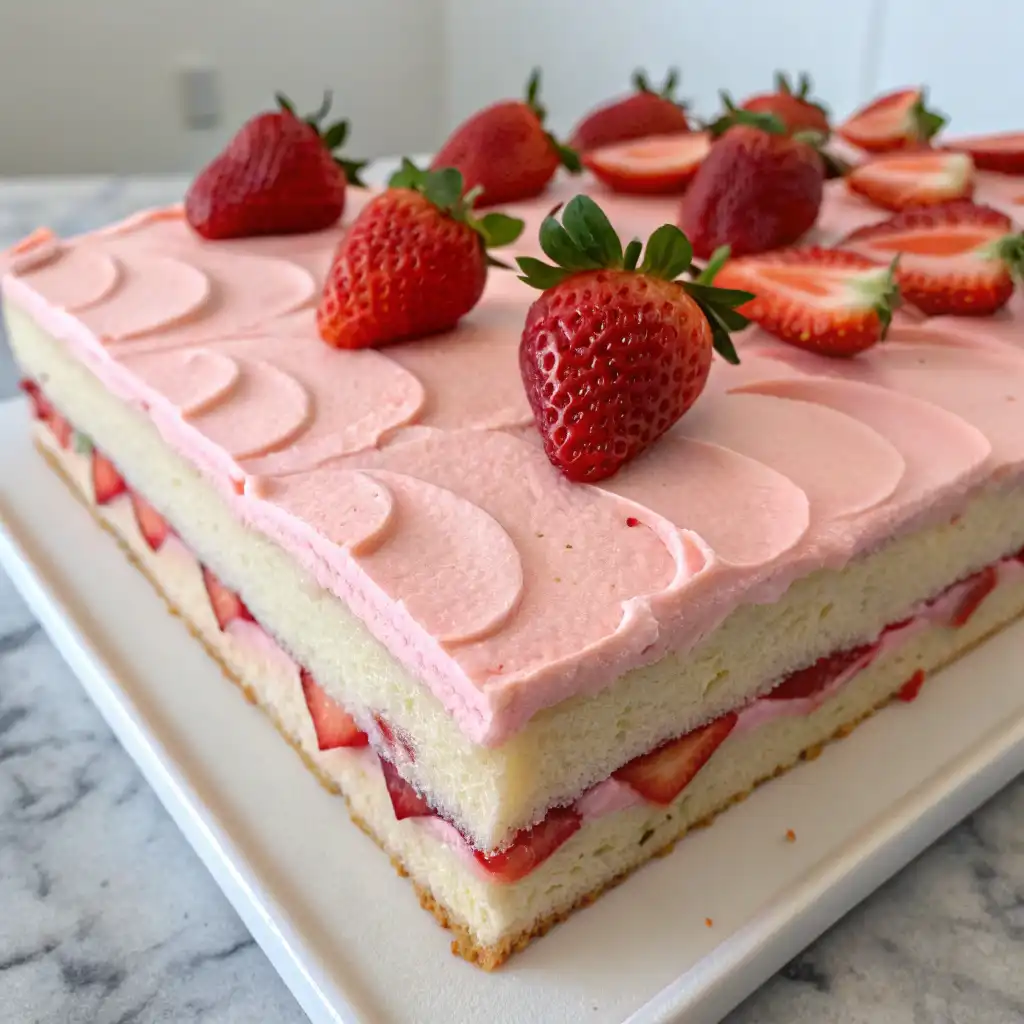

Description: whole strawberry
[431,70,580,207]
[317,161,524,348]
[186,93,367,240]
[517,197,752,482]
[739,72,830,136]
[679,111,824,259]
[569,68,691,153]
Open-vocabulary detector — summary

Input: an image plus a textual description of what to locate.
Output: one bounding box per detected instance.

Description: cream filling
[31,421,1024,949]
[10,300,1024,852]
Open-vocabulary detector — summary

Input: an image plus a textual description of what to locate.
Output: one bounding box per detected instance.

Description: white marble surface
[1,178,1023,1024]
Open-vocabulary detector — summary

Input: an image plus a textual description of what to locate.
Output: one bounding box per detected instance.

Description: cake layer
[11,309,1024,855]
[29,416,1024,967]
[3,186,1023,759]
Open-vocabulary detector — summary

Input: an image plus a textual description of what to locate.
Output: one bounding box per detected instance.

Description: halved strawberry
[944,130,1024,175]
[613,713,737,805]
[768,643,876,701]
[714,247,900,356]
[19,379,52,421]
[837,87,946,153]
[200,565,255,631]
[473,807,582,883]
[130,492,170,552]
[373,714,416,762]
[584,132,711,195]
[947,565,998,628]
[49,412,74,450]
[847,151,974,211]
[379,755,432,820]
[841,201,1024,316]
[300,667,368,750]
[92,451,127,505]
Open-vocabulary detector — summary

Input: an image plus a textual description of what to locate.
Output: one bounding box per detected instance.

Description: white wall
[441,0,886,138]
[0,0,444,175]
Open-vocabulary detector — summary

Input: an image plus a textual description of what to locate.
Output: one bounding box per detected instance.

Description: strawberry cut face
[472,807,582,883]
[92,451,127,505]
[300,668,369,750]
[130,492,170,552]
[613,713,737,805]
[379,756,432,820]
[584,132,711,195]
[768,643,877,702]
[200,565,255,632]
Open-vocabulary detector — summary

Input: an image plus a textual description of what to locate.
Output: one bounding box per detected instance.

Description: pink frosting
[3,181,1023,746]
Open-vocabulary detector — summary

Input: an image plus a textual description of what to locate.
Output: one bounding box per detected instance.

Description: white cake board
[1,396,1022,1024]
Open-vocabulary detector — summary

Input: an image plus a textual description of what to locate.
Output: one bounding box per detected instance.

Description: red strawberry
[948,565,998,627]
[185,92,365,240]
[431,71,580,206]
[768,643,876,701]
[300,668,368,750]
[49,412,74,450]
[614,713,737,805]
[944,130,1024,175]
[516,197,751,482]
[130,492,170,552]
[569,68,691,153]
[847,151,974,211]
[201,565,255,631]
[740,72,830,136]
[841,201,1024,316]
[837,87,946,154]
[714,247,901,356]
[318,161,523,349]
[373,714,416,761]
[92,451,127,505]
[379,756,432,820]
[19,379,52,421]
[678,115,824,259]
[896,669,927,703]
[584,131,711,195]
[473,807,582,883]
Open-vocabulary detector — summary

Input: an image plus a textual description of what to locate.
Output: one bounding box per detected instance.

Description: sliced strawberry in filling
[896,669,927,703]
[92,450,127,505]
[130,492,171,552]
[300,667,368,750]
[374,713,416,762]
[767,643,877,702]
[49,412,74,450]
[201,565,255,631]
[20,379,52,421]
[473,807,582,883]
[613,713,737,805]
[379,755,432,820]
[947,565,998,628]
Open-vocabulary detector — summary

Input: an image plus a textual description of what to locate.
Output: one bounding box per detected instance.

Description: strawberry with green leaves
[715,247,901,357]
[569,68,692,153]
[185,92,366,240]
[431,71,580,207]
[516,196,752,482]
[679,109,825,259]
[740,72,830,137]
[317,161,524,349]
[837,87,946,154]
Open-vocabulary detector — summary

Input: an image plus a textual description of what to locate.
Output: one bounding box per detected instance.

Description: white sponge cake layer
[28,416,1024,966]
[9,301,1024,852]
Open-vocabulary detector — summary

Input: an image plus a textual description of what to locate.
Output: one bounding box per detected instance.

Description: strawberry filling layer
[29,391,1024,884]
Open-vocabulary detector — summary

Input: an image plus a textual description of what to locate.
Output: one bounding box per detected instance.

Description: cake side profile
[4,76,1024,967]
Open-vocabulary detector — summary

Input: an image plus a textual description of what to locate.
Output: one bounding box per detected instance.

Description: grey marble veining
[1,179,1023,1024]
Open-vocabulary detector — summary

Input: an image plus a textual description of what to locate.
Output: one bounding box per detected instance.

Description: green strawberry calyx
[774,71,830,117]
[980,231,1024,281]
[908,89,947,144]
[524,70,582,174]
[515,195,752,364]
[632,67,688,109]
[275,91,369,187]
[389,159,525,266]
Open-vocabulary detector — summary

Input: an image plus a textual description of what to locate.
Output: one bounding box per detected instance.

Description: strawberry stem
[523,69,581,173]
[516,195,751,363]
[274,90,367,186]
[910,90,947,144]
[388,159,524,252]
[708,94,788,138]
[982,231,1024,280]
[633,67,683,103]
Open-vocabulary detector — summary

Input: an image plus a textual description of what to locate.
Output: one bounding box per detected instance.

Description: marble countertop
[1,177,1023,1024]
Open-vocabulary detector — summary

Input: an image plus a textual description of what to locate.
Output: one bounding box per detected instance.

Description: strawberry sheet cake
[4,77,1024,969]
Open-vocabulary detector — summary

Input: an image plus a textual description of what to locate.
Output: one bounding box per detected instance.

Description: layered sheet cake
[4,81,1024,969]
